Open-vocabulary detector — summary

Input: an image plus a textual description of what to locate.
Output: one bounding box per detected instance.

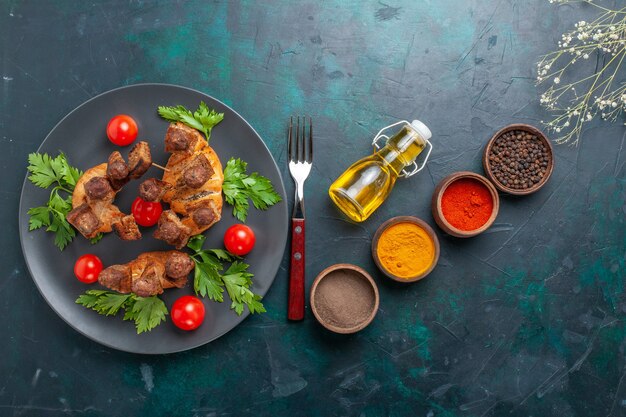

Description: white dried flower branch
[538,0,626,144]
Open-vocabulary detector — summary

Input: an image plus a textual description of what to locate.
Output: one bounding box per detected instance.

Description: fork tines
[288,116,313,163]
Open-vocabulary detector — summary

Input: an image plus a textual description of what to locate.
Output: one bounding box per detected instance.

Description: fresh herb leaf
[222,158,282,222]
[194,247,236,301]
[26,152,84,250]
[94,292,133,316]
[90,233,103,244]
[194,102,224,138]
[187,235,265,315]
[127,296,169,334]
[186,234,207,252]
[157,102,224,142]
[63,164,82,188]
[76,290,110,309]
[222,261,267,315]
[76,290,168,334]
[27,153,79,189]
[27,153,60,188]
[27,206,51,230]
[187,235,231,300]
[210,248,233,261]
[49,209,75,250]
[194,261,225,302]
[49,190,71,212]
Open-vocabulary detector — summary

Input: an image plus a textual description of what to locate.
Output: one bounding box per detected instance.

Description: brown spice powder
[313,270,376,329]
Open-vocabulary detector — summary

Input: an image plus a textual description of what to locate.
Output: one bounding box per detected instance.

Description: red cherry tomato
[223,224,256,256]
[106,114,138,146]
[74,254,103,284]
[131,197,163,227]
[171,296,205,331]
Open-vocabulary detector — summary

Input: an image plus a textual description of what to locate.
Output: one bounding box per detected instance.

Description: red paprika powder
[441,178,493,231]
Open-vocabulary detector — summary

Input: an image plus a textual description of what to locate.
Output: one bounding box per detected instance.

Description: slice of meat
[191,207,217,227]
[128,141,152,179]
[139,178,170,202]
[66,203,101,238]
[71,142,153,241]
[159,123,223,239]
[98,264,132,293]
[111,214,141,241]
[153,210,192,249]
[165,122,200,153]
[70,167,125,238]
[97,251,192,297]
[164,252,194,280]
[181,154,214,189]
[132,263,164,297]
[106,151,130,190]
[136,251,191,292]
[84,176,114,201]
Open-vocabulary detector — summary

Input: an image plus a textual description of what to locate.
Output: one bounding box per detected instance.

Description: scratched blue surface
[1,1,625,416]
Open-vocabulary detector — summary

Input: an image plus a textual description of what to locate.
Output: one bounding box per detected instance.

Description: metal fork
[287,116,312,321]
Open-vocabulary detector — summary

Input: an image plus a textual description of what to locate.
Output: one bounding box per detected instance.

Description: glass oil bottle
[328,120,433,222]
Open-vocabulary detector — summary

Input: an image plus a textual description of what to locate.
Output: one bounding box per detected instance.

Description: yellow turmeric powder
[376,222,435,278]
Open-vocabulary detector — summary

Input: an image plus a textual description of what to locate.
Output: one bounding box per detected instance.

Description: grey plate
[18,84,288,354]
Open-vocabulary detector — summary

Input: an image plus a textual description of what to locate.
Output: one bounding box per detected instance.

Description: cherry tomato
[106,114,138,146]
[171,296,205,331]
[223,224,256,256]
[131,197,163,227]
[74,254,103,284]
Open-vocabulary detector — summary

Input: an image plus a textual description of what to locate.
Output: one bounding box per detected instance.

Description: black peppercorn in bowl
[483,124,554,195]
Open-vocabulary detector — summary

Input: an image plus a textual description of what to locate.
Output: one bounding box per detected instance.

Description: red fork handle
[288,218,305,321]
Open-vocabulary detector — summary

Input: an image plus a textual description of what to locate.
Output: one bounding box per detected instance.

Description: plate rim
[18,83,288,354]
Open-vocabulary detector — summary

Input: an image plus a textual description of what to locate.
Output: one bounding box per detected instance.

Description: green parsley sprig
[222,158,282,222]
[76,290,168,334]
[187,235,265,315]
[27,152,83,250]
[90,233,104,245]
[157,102,224,142]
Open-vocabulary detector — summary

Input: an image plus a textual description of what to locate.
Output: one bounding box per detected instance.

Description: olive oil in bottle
[328,120,432,222]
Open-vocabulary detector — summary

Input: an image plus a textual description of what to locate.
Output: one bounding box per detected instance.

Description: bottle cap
[410,120,432,141]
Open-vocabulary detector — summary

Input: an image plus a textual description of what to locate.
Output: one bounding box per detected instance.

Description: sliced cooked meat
[106,151,130,190]
[182,154,214,189]
[132,264,163,297]
[165,252,195,280]
[161,223,182,242]
[139,178,170,202]
[106,151,129,179]
[97,251,192,297]
[66,203,101,238]
[153,210,192,249]
[164,122,199,153]
[159,123,223,241]
[111,214,142,241]
[84,176,114,201]
[157,222,180,241]
[98,265,132,293]
[192,207,216,227]
[165,276,188,289]
[70,143,152,241]
[128,141,152,179]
